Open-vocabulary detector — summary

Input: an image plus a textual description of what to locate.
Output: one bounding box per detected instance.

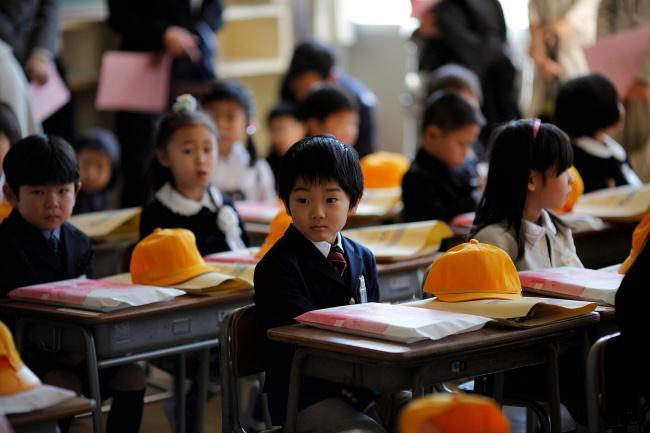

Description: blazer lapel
[6,211,62,274]
[61,224,79,277]
[342,236,363,299]
[287,226,346,288]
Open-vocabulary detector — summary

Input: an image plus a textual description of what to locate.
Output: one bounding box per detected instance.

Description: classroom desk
[7,397,94,433]
[376,255,437,302]
[269,313,600,433]
[573,222,634,269]
[0,291,253,433]
[91,237,137,278]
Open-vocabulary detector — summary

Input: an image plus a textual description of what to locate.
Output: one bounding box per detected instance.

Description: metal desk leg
[81,328,103,433]
[285,351,307,433]
[545,344,561,433]
[194,348,210,433]
[175,353,187,433]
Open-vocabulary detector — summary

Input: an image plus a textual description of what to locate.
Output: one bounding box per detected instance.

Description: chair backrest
[220,304,273,433]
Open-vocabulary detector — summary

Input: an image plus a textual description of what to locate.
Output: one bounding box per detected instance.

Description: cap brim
[173,271,251,292]
[436,292,522,302]
[135,262,218,287]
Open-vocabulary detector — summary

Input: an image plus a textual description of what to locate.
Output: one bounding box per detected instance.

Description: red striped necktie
[327,245,347,277]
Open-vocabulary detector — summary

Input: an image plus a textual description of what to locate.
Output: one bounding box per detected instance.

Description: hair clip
[172,94,198,114]
[532,118,542,140]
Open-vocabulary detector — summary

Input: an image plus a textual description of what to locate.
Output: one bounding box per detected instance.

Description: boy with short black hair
[254,135,384,433]
[299,84,359,147]
[402,91,485,222]
[266,101,306,183]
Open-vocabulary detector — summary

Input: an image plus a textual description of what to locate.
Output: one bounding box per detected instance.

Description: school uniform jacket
[402,148,479,223]
[0,210,94,297]
[253,224,380,424]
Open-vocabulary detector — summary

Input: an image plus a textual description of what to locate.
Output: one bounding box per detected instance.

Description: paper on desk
[410,297,597,328]
[519,267,622,306]
[343,220,453,262]
[296,302,491,344]
[206,262,256,286]
[204,247,261,265]
[105,269,252,294]
[28,60,70,122]
[355,187,403,217]
[584,25,650,97]
[9,278,183,312]
[95,51,172,112]
[0,384,75,415]
[235,201,283,224]
[572,184,650,222]
[68,207,141,241]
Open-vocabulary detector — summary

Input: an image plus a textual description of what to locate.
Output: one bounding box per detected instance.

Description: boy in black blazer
[254,135,384,432]
[0,134,145,433]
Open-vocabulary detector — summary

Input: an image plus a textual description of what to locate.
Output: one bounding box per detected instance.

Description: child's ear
[528,171,538,192]
[155,147,170,167]
[348,198,361,216]
[423,125,442,146]
[3,184,17,207]
[74,182,82,195]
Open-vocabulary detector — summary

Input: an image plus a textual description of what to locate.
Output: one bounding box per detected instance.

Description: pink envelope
[29,61,71,122]
[585,25,650,97]
[95,51,172,113]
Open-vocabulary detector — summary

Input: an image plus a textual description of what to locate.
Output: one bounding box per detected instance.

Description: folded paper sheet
[519,267,622,306]
[355,187,403,217]
[235,201,283,224]
[204,247,261,265]
[28,60,70,122]
[410,297,597,328]
[296,302,491,344]
[105,270,251,295]
[343,220,453,262]
[8,278,183,312]
[0,384,76,415]
[573,184,650,222]
[68,207,141,241]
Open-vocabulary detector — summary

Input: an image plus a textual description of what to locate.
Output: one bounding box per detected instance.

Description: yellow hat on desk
[0,321,41,396]
[620,210,650,274]
[0,201,12,222]
[360,151,410,188]
[131,228,217,286]
[400,393,511,433]
[256,209,292,258]
[554,166,584,214]
[423,239,521,302]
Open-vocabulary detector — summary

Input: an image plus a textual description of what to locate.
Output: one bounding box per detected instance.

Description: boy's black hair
[470,119,573,260]
[427,64,483,103]
[4,134,79,198]
[202,79,259,167]
[298,84,358,123]
[0,102,21,146]
[422,91,485,134]
[555,73,620,138]
[153,101,218,191]
[286,39,335,81]
[278,135,363,209]
[267,101,300,125]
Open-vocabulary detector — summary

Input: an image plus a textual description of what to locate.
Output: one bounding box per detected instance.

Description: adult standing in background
[598,0,650,182]
[107,0,224,207]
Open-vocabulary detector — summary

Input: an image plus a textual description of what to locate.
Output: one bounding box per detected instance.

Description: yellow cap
[620,210,650,274]
[423,239,521,302]
[130,228,217,286]
[400,393,511,433]
[360,152,410,189]
[256,210,292,258]
[554,166,584,214]
[0,321,41,396]
[0,201,12,222]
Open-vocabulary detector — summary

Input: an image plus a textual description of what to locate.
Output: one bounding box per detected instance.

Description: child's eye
[295,198,308,204]
[31,189,44,196]
[326,198,339,204]
[59,187,70,194]
[182,148,193,155]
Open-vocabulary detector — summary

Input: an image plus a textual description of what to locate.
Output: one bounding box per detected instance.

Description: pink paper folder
[204,248,261,265]
[95,51,172,113]
[234,201,282,224]
[9,278,183,312]
[584,25,650,97]
[29,61,70,122]
[519,267,623,306]
[296,302,491,344]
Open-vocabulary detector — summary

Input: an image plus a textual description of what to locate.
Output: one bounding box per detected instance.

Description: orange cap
[130,228,217,286]
[256,210,292,258]
[554,166,584,214]
[620,210,650,274]
[399,393,511,433]
[0,201,11,222]
[0,321,41,396]
[423,239,522,302]
[360,152,410,189]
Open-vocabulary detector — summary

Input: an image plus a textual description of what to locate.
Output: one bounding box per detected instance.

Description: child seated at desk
[266,101,306,184]
[0,134,145,433]
[471,119,583,271]
[402,91,484,223]
[254,135,386,433]
[299,84,360,147]
[140,94,249,255]
[0,102,21,221]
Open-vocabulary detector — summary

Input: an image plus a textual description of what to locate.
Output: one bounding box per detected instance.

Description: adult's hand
[25,54,50,85]
[163,26,201,61]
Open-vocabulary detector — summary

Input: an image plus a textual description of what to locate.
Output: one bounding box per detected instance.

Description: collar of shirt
[155,182,224,216]
[574,135,627,161]
[522,209,557,245]
[41,226,61,241]
[0,172,5,202]
[309,233,344,258]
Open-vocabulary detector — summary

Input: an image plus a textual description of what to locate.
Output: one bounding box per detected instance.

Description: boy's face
[423,123,479,169]
[290,71,327,101]
[308,110,359,146]
[270,116,306,156]
[4,183,79,231]
[203,100,248,157]
[79,148,112,193]
[287,177,357,244]
[0,133,10,177]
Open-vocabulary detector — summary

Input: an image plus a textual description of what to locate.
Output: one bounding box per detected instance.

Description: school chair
[586,332,649,432]
[220,305,278,433]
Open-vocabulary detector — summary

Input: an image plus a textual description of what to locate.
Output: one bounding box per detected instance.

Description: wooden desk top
[0,290,253,325]
[268,313,599,363]
[7,397,94,426]
[376,254,437,274]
